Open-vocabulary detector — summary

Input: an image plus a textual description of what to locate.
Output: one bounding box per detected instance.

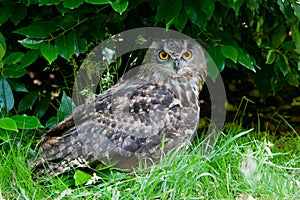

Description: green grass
[0,127,299,199]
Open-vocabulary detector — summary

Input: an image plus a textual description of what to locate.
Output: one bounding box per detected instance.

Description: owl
[31,39,207,175]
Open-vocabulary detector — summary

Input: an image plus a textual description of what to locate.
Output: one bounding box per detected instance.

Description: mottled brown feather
[30,39,207,174]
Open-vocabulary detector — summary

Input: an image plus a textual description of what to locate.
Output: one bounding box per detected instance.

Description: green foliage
[0,115,43,132]
[11,115,43,130]
[0,0,299,142]
[74,170,93,186]
[0,118,18,132]
[0,115,43,142]
[46,91,75,128]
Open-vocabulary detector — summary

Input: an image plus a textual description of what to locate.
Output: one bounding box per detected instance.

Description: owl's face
[142,39,207,83]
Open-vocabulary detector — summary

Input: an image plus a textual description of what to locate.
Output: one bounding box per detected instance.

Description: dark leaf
[0,6,14,25]
[255,66,273,102]
[237,48,255,72]
[55,35,73,60]
[3,67,27,78]
[10,6,27,25]
[39,0,62,6]
[0,32,6,60]
[34,93,51,118]
[266,50,276,64]
[275,54,289,76]
[286,72,299,87]
[290,22,300,54]
[200,0,215,20]
[63,0,84,9]
[271,75,286,94]
[66,32,86,56]
[40,43,58,63]
[59,15,77,30]
[292,2,300,21]
[205,51,221,80]
[57,91,75,121]
[85,0,110,4]
[277,0,294,21]
[56,3,68,14]
[184,1,207,28]
[14,21,60,39]
[227,0,244,15]
[156,0,182,26]
[221,45,238,63]
[174,8,188,32]
[4,52,24,65]
[46,116,58,128]
[76,36,87,56]
[18,91,39,112]
[6,78,28,92]
[55,32,87,59]
[207,46,225,72]
[19,49,40,68]
[87,16,107,40]
[18,38,44,49]
[110,0,129,14]
[0,77,14,111]
[108,11,128,23]
[281,41,296,51]
[271,25,287,48]
[260,42,274,49]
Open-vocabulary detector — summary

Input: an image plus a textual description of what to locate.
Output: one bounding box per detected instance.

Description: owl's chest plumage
[91,79,200,148]
[89,80,200,167]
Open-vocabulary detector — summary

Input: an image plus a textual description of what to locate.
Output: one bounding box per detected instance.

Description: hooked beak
[174,59,179,72]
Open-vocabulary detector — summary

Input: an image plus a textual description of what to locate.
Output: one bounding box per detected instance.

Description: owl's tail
[28,127,87,178]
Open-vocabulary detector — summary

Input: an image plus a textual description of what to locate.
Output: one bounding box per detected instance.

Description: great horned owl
[31,39,207,174]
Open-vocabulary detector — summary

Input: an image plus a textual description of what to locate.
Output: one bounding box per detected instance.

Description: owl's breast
[128,83,176,114]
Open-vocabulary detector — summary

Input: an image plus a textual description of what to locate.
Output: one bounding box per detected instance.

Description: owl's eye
[182,50,193,60]
[158,50,169,61]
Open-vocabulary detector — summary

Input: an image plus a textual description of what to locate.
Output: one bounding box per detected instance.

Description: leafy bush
[0,0,299,137]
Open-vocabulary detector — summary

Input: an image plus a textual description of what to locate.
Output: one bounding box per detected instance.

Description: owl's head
[142,39,207,84]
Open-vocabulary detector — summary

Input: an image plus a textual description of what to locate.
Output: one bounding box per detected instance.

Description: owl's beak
[174,59,179,72]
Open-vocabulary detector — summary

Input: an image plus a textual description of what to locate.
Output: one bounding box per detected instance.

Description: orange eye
[158,50,169,61]
[182,50,192,60]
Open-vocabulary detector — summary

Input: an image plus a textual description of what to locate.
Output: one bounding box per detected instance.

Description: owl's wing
[33,78,133,148]
[32,80,199,172]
